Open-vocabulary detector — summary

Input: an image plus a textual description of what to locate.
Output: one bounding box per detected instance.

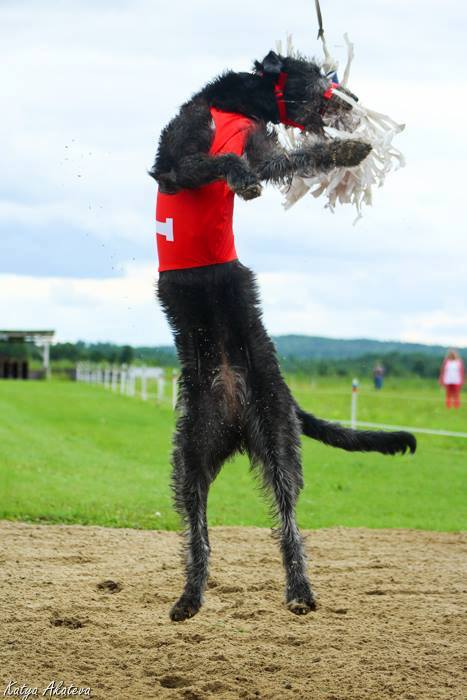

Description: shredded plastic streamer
[276,34,405,223]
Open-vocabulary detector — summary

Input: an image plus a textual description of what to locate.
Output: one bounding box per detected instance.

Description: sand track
[1,522,465,699]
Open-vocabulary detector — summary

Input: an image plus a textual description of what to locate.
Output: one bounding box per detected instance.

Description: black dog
[150,51,416,622]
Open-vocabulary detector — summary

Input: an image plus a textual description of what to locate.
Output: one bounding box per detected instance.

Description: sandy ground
[0,522,465,700]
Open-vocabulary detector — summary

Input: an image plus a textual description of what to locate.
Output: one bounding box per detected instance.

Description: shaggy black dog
[150,51,416,622]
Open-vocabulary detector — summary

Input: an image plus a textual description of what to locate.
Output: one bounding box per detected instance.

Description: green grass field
[0,377,465,532]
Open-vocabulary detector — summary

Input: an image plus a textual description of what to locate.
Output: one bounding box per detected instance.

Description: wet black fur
[151,52,416,622]
[150,51,371,197]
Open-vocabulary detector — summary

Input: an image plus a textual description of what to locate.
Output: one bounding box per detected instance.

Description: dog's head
[254,50,357,133]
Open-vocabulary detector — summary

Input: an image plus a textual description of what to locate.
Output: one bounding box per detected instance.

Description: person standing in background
[439,350,464,409]
[373,362,385,390]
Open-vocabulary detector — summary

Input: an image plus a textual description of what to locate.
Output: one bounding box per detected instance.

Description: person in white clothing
[439,349,464,409]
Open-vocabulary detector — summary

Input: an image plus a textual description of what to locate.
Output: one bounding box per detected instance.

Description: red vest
[155,108,255,272]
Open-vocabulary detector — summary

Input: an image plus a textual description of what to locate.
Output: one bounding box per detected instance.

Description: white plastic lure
[275,33,405,223]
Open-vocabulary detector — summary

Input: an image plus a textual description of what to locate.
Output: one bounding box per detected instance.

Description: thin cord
[314,0,324,39]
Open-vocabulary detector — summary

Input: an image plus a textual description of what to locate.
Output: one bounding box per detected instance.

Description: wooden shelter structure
[0,330,55,380]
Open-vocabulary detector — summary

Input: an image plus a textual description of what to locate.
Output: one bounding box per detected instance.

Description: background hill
[272,335,465,360]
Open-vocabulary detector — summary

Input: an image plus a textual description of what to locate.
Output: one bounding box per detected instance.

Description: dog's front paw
[228,172,262,200]
[156,170,180,194]
[330,139,372,167]
[238,181,262,200]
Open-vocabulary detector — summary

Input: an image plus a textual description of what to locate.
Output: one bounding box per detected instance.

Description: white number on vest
[156,217,174,242]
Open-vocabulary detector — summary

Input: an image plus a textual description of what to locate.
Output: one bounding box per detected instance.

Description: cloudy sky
[1,0,466,346]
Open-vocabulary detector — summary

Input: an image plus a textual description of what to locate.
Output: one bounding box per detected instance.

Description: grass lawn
[0,377,465,531]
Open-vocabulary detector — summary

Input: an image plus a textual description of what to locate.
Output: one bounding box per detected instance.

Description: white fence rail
[76,362,174,404]
[339,380,467,440]
[340,419,467,439]
[76,368,466,437]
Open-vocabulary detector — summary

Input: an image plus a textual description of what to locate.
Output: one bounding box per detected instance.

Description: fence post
[141,365,147,401]
[351,378,359,429]
[157,373,165,403]
[127,369,136,397]
[120,365,127,395]
[111,365,118,392]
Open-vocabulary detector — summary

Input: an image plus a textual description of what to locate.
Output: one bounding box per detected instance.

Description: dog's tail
[296,405,416,456]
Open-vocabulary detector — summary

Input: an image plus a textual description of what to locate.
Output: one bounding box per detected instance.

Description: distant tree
[51,343,80,362]
[32,337,467,377]
[120,345,134,365]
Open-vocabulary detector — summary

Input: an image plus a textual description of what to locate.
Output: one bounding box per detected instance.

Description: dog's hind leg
[170,444,211,622]
[169,396,238,622]
[246,398,316,615]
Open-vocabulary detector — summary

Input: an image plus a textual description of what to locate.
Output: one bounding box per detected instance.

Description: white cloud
[1,0,466,346]
[0,264,169,344]
[257,271,467,346]
[1,264,465,348]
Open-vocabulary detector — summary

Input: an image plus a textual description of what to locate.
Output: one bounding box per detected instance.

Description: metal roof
[0,330,55,341]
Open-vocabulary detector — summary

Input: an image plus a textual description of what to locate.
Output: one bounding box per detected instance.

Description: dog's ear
[254,50,283,77]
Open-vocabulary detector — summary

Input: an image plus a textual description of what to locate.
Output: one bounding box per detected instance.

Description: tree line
[1,340,461,379]
[279,351,451,379]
